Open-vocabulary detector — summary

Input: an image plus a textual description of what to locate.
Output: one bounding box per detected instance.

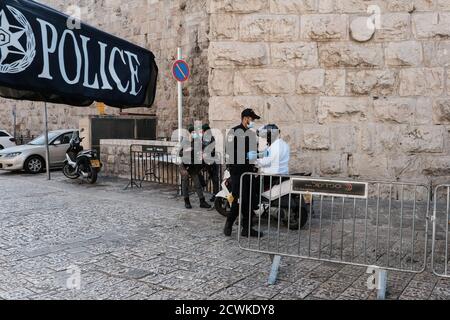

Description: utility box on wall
[79,115,157,155]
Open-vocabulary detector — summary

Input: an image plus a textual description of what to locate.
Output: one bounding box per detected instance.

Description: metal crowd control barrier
[238,173,432,299]
[125,144,222,196]
[125,144,179,189]
[432,185,450,278]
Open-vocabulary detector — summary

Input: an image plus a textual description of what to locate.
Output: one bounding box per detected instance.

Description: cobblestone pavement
[0,171,449,300]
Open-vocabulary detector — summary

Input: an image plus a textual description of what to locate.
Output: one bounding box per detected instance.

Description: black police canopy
[0,0,158,108]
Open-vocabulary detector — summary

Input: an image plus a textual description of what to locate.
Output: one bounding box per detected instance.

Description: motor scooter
[62,129,102,184]
[214,169,313,230]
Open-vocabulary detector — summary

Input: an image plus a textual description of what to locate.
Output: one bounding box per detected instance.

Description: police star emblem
[0,6,35,74]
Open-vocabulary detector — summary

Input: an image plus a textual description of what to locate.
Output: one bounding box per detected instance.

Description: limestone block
[324,69,346,96]
[210,14,238,40]
[320,153,347,175]
[414,97,434,125]
[437,0,450,11]
[208,0,269,13]
[209,69,234,96]
[385,41,423,66]
[335,0,387,13]
[433,98,450,124]
[422,156,450,176]
[413,12,450,39]
[399,68,444,97]
[302,125,331,150]
[388,155,423,181]
[330,125,358,152]
[319,0,335,13]
[239,15,299,42]
[275,125,302,150]
[319,43,384,68]
[209,96,265,121]
[290,152,316,176]
[375,125,402,152]
[375,13,411,41]
[263,96,301,122]
[435,41,450,67]
[301,14,348,41]
[400,126,445,153]
[271,42,319,68]
[350,17,375,42]
[208,42,268,66]
[388,0,414,11]
[318,97,369,124]
[265,96,316,123]
[358,123,376,154]
[234,69,296,95]
[413,0,436,11]
[373,97,416,124]
[447,72,450,95]
[347,70,397,96]
[297,69,325,94]
[269,0,317,13]
[423,41,438,67]
[349,153,390,178]
[289,96,318,123]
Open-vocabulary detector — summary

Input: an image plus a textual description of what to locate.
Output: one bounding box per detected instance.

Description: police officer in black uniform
[180,125,211,210]
[224,108,264,238]
[202,123,220,202]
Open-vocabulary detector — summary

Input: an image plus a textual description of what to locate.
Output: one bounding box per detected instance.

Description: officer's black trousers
[229,173,259,229]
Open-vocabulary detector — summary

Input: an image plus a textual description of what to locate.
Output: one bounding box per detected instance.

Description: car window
[0,131,9,137]
[54,132,73,145]
[28,132,60,145]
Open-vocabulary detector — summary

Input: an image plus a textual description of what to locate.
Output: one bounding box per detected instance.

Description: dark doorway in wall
[90,116,157,155]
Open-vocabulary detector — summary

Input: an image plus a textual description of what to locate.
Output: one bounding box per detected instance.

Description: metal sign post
[177,48,183,144]
[44,102,50,180]
[177,48,183,195]
[173,48,190,196]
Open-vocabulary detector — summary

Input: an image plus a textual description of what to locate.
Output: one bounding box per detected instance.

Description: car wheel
[0,145,3,150]
[24,156,44,174]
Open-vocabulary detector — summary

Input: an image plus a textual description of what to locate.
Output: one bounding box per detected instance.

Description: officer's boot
[184,197,192,209]
[224,217,235,237]
[199,198,212,209]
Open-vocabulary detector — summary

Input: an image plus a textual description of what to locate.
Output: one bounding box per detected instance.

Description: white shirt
[257,138,290,175]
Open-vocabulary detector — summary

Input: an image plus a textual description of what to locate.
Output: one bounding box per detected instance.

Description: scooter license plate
[90,160,101,168]
[303,193,312,204]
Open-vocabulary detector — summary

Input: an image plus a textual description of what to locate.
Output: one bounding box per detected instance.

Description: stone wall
[100,139,177,179]
[208,0,450,182]
[0,0,210,139]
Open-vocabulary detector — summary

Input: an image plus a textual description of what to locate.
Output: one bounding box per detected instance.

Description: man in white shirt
[255,124,290,175]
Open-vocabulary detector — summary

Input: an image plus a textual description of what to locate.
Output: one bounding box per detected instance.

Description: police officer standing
[180,125,212,210]
[224,108,264,238]
[202,123,220,202]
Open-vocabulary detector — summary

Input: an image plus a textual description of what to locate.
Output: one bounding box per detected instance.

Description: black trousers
[204,163,220,195]
[180,165,204,200]
[229,173,259,229]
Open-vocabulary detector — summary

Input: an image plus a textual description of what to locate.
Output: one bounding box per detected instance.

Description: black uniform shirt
[226,123,258,176]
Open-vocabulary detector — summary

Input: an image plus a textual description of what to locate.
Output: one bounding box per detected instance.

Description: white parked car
[0,129,77,174]
[0,130,16,150]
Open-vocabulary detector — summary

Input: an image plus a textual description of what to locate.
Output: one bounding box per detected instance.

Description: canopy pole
[12,106,16,140]
[44,102,50,180]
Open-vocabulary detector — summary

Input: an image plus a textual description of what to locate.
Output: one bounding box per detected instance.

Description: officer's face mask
[248,119,255,129]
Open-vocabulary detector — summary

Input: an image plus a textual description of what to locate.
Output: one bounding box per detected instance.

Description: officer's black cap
[241,108,261,120]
